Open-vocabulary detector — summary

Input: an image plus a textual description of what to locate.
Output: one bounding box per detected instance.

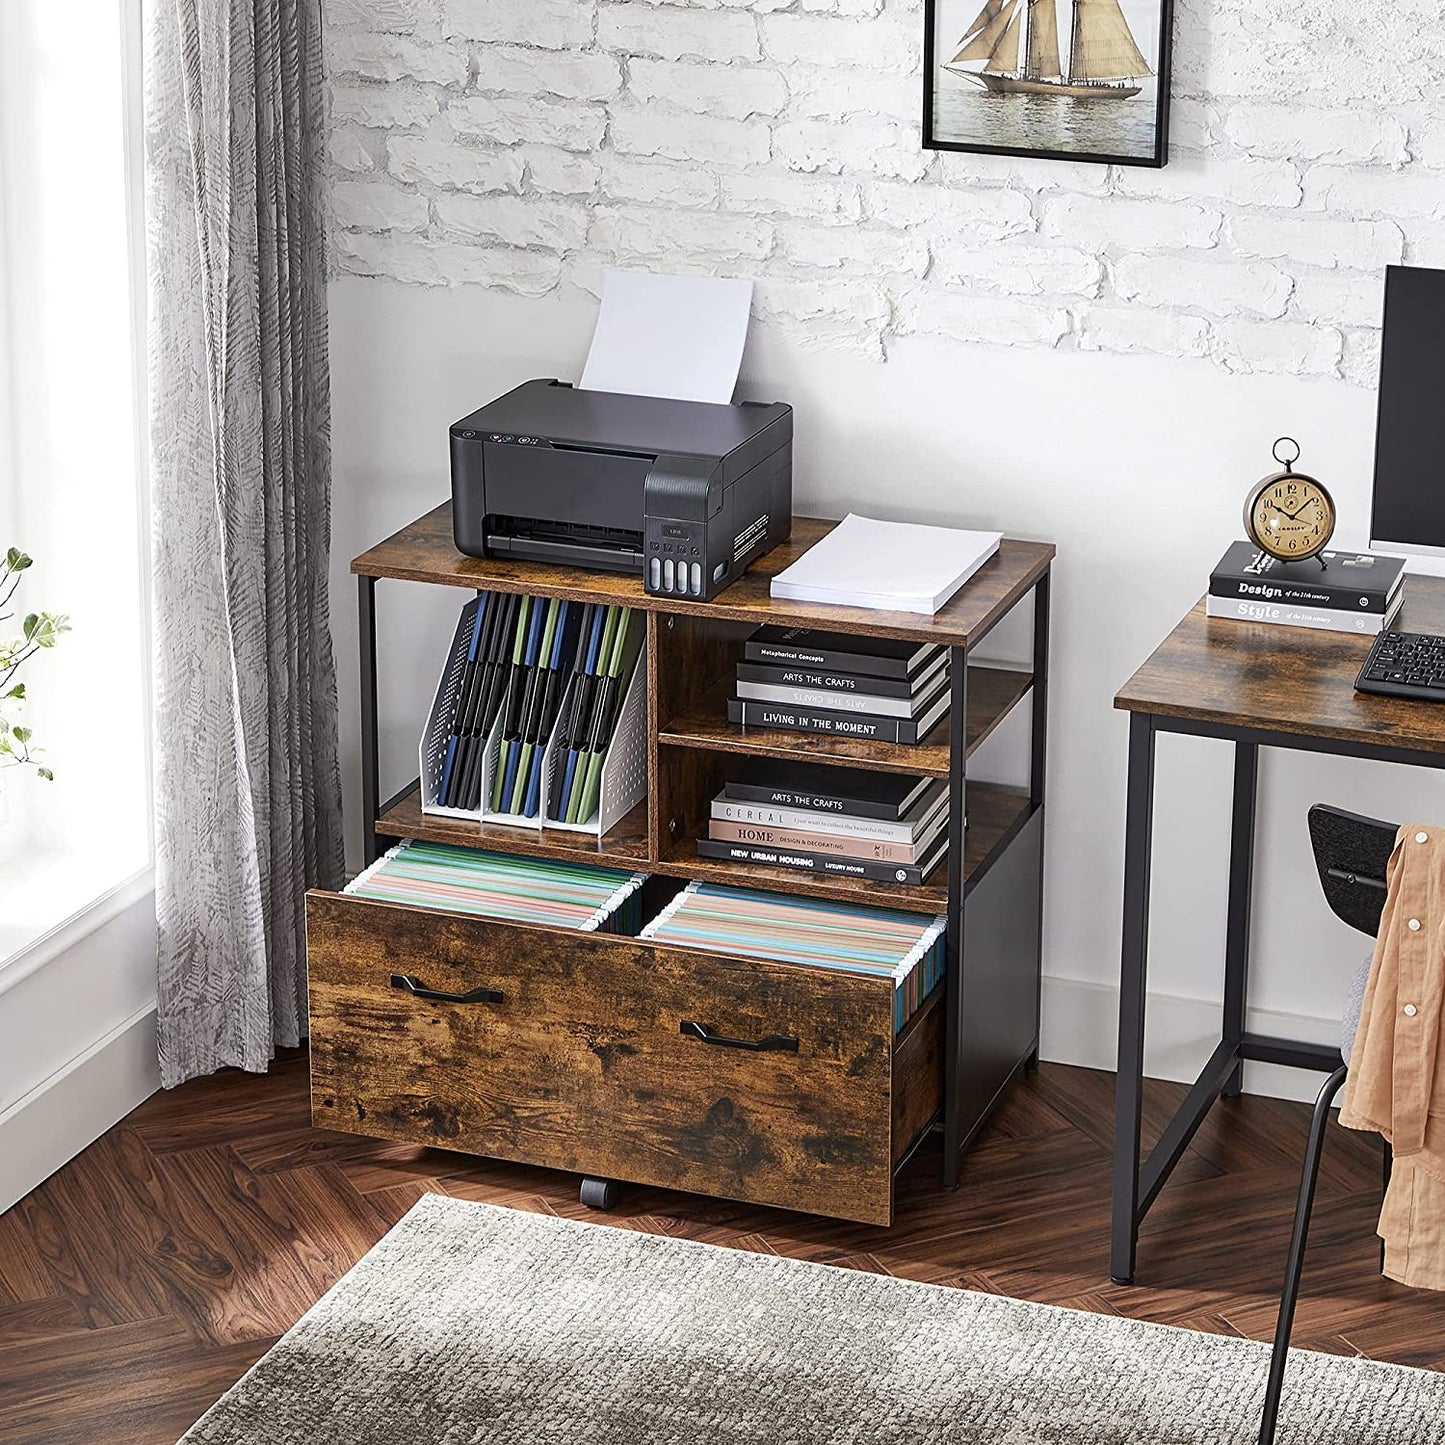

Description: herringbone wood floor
[2,1053,1442,1444]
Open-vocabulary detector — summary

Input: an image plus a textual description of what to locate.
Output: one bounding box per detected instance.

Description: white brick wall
[324,0,1445,384]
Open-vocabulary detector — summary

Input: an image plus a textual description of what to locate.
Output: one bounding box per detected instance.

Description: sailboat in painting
[946,0,1151,99]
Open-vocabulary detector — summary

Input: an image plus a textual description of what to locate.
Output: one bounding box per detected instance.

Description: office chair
[1258,803,1397,1445]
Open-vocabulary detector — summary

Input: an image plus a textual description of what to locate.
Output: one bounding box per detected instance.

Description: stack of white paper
[770,514,1002,615]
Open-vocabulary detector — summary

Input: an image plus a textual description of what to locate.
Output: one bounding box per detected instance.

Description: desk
[1110,581,1445,1285]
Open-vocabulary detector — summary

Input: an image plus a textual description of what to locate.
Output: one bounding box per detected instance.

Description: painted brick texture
[323,0,1445,383]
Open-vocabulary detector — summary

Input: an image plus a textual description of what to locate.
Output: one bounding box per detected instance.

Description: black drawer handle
[390,973,503,1005]
[680,1020,799,1053]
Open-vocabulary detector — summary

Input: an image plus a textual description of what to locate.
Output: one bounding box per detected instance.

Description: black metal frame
[921,0,1175,170]
[359,566,1053,1202]
[1110,711,1445,1287]
[943,568,1051,1188]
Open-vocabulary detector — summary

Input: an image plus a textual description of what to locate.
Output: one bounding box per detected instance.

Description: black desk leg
[1222,742,1259,1098]
[1111,711,1156,1285]
[359,574,381,868]
[943,646,969,1191]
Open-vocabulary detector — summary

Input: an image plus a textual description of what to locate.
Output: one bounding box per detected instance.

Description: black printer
[450,380,792,601]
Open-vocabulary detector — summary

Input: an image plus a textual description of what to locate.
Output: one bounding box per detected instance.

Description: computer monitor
[1371,264,1445,561]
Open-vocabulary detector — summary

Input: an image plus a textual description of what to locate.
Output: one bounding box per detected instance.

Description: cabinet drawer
[306,890,939,1225]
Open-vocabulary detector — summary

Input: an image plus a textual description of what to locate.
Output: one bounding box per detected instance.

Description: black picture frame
[922,0,1173,169]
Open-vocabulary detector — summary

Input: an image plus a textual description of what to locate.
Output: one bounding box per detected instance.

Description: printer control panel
[645,519,722,599]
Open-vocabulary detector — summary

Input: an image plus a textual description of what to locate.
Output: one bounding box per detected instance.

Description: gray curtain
[145,0,344,1087]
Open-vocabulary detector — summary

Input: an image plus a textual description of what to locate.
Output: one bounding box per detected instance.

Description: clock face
[1246,473,1336,560]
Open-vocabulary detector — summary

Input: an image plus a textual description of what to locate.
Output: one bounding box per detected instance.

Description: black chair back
[1307,804,1397,939]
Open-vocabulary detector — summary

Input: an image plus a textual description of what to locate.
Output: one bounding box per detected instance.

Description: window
[0,0,149,961]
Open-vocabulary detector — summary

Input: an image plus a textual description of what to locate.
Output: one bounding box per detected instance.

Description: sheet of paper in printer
[579,270,753,405]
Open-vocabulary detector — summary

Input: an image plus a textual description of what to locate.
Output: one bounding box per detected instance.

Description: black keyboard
[1356,631,1445,700]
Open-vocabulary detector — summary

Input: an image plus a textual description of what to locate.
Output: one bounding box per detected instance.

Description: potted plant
[1,547,70,779]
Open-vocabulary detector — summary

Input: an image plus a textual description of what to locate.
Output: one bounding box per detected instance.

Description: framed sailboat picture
[924,0,1173,167]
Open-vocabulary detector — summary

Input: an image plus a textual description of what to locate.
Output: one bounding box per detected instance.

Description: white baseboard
[1040,974,1343,1105]
[0,1003,160,1215]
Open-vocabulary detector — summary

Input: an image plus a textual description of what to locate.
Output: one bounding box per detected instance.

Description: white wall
[323,0,1445,1098]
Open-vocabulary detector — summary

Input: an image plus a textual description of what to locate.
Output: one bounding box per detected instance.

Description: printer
[450,379,792,601]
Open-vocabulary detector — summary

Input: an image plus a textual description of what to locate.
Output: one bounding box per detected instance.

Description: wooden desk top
[1115,577,1445,756]
[353,504,1055,650]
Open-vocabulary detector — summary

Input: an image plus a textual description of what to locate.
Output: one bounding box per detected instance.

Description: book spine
[735,680,921,718]
[720,783,901,822]
[744,642,914,679]
[1204,595,1394,634]
[734,662,922,700]
[1209,577,1394,613]
[712,797,922,842]
[728,697,927,744]
[708,820,927,864]
[694,837,938,885]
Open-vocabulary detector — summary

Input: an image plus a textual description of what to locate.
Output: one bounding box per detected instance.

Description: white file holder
[419,598,648,839]
[539,646,648,836]
[419,595,482,821]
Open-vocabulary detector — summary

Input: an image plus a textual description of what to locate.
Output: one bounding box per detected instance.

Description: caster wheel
[580,1178,618,1210]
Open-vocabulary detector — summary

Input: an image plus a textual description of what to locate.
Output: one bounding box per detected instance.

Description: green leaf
[3,682,22,699]
[37,766,53,781]
[5,548,32,571]
[12,725,30,743]
[22,613,38,641]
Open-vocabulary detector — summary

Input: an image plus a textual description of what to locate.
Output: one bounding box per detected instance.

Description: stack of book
[1207,544,1405,635]
[696,759,948,885]
[640,881,946,1034]
[727,626,950,745]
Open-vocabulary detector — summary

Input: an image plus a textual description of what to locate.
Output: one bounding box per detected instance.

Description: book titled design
[1205,591,1404,635]
[1209,542,1406,614]
[744,626,944,681]
[734,656,947,701]
[727,693,949,745]
[695,834,947,886]
[722,758,935,822]
[708,818,943,865]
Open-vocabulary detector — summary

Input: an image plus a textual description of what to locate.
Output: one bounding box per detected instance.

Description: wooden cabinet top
[352,504,1055,650]
[1116,579,1445,755]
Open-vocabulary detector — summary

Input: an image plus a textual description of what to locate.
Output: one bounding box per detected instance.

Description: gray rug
[180,1193,1444,1444]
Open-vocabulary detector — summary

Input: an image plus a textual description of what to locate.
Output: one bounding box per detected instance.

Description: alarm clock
[1243,437,1336,564]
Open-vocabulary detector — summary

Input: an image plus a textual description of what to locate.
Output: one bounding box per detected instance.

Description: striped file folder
[346,841,648,935]
[641,881,946,1033]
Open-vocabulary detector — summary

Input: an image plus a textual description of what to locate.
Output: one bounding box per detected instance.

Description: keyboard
[1356,631,1445,700]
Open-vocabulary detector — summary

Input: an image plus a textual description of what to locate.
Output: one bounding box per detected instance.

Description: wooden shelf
[657,665,1032,779]
[654,782,1034,915]
[353,505,1055,651]
[960,783,1035,898]
[374,785,652,872]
